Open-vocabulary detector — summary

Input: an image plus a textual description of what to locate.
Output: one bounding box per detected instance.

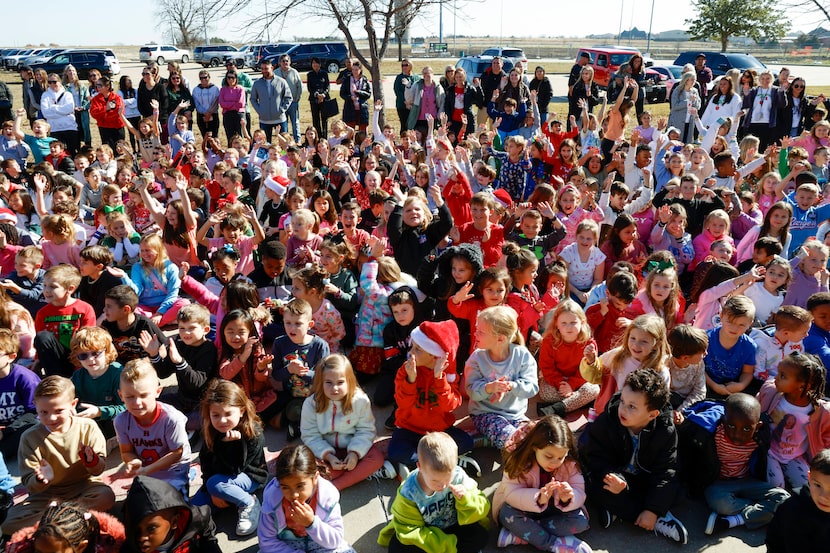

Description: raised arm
[12,108,26,140]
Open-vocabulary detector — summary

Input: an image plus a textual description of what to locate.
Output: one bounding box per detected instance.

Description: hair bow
[222,243,236,254]
[103,204,125,215]
[645,259,674,274]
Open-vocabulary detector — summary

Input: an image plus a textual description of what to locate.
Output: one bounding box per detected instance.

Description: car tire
[210,58,220,67]
[327,61,339,74]
[157,56,165,65]
[181,55,189,63]
[235,60,244,69]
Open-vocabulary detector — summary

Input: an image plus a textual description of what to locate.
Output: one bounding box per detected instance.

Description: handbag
[323,98,339,118]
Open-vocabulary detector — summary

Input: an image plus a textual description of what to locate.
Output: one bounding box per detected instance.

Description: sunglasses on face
[76,351,103,361]
[142,72,151,76]
[48,80,58,84]
[793,84,804,89]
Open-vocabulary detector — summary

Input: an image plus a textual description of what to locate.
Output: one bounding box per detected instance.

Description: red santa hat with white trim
[410,320,459,381]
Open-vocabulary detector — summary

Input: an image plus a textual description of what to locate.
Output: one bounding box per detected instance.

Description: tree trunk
[369,63,386,128]
[721,34,728,52]
[397,33,403,62]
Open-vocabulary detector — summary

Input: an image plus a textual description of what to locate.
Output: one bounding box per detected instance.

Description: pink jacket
[491,459,586,521]
[757,378,830,460]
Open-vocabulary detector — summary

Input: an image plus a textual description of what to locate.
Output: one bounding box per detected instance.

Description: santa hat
[0,208,16,225]
[264,175,290,196]
[410,320,459,378]
[492,188,513,210]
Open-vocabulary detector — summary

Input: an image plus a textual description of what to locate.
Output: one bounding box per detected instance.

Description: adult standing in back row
[250,59,293,144]
[478,56,507,126]
[275,54,303,143]
[567,52,591,128]
[394,59,419,132]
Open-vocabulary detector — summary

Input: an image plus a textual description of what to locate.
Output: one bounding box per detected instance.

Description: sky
[1,1,822,46]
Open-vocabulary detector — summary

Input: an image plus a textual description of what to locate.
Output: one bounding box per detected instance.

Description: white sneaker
[653,511,688,544]
[368,460,397,480]
[457,454,482,477]
[397,463,411,481]
[236,495,261,536]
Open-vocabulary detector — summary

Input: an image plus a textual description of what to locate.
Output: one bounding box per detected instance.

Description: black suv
[673,51,769,78]
[263,42,348,73]
[31,50,119,78]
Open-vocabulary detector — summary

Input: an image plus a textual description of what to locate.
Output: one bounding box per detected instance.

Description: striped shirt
[715,424,755,479]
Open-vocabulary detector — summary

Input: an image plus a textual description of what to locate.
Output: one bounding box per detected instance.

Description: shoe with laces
[653,511,688,544]
[235,496,261,536]
[458,454,482,477]
[368,460,397,480]
[496,528,528,547]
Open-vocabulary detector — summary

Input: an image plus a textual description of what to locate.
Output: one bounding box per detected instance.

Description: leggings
[388,522,488,553]
[135,297,190,328]
[498,503,589,549]
[325,444,386,491]
[471,413,524,450]
[537,380,599,412]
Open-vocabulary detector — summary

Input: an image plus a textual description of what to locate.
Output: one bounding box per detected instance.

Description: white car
[139,45,191,65]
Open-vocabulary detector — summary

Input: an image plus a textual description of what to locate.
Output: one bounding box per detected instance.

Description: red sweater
[457,222,504,267]
[395,363,462,435]
[89,92,125,129]
[506,286,558,340]
[35,300,96,350]
[538,337,596,391]
[442,171,473,227]
[586,301,629,353]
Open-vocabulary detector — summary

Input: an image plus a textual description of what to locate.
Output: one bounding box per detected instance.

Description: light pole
[617,0,624,43]
[646,0,655,55]
[439,0,443,45]
[200,0,209,45]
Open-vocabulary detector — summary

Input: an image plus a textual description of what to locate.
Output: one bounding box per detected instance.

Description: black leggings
[388,522,488,553]
[223,111,244,142]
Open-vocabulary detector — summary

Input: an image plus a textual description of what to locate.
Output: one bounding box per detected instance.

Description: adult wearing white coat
[40,73,78,155]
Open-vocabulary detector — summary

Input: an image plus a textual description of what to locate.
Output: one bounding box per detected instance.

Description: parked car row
[1,48,120,78]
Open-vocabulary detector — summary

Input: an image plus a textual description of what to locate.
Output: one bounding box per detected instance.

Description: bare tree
[784,1,830,26]
[155,0,246,47]
[238,0,452,127]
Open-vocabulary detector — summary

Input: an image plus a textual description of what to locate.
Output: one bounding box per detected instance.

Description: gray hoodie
[250,75,293,124]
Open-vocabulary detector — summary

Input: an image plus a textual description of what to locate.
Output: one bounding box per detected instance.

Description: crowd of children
[1,59,830,553]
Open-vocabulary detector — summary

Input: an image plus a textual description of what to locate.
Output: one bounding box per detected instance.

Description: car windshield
[724,54,766,69]
[609,54,633,67]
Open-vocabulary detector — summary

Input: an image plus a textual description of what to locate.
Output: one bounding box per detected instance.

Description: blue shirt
[804,324,830,377]
[705,327,757,385]
[784,193,830,254]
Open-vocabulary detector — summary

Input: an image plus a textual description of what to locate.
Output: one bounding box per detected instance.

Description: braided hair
[33,502,99,553]
[779,353,826,406]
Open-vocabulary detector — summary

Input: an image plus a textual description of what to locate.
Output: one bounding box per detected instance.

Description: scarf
[281,493,318,537]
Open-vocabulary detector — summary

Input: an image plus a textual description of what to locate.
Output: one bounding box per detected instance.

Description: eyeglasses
[48,80,58,84]
[76,351,103,361]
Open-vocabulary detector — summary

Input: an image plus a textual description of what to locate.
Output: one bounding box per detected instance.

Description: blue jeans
[0,451,15,495]
[260,122,279,143]
[192,473,260,509]
[286,101,300,141]
[704,478,790,529]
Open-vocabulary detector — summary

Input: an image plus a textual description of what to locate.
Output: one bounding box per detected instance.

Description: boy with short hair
[102,284,167,364]
[1,245,46,317]
[737,236,783,273]
[506,209,565,262]
[34,265,96,378]
[812,146,829,185]
[77,244,136,319]
[653,174,724,236]
[340,201,371,251]
[4,376,115,534]
[115,358,191,495]
[704,296,758,398]
[140,304,217,429]
[125,475,221,553]
[0,329,40,460]
[805,293,830,380]
[581,368,689,544]
[456,192,505,267]
[766,448,830,551]
[271,298,330,439]
[750,305,813,384]
[358,189,389,233]
[667,324,708,422]
[378,432,490,553]
[473,164,496,194]
[779,174,830,254]
[586,270,638,353]
[678,394,789,536]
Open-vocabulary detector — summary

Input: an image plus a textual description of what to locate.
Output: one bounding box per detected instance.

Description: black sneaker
[538,401,566,418]
[654,511,688,544]
[704,512,731,535]
[599,508,616,529]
